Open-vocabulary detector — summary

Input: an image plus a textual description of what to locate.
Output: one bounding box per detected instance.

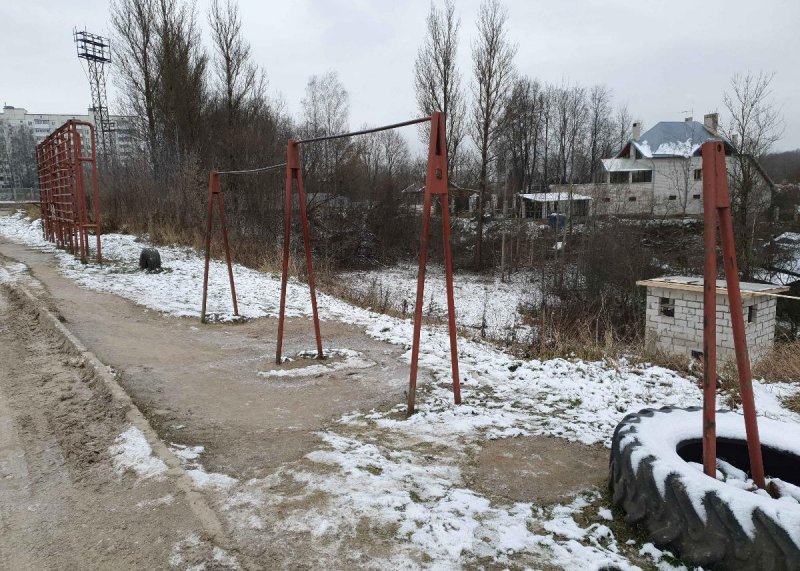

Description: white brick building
[637,276,788,363]
[0,105,139,188]
[551,113,772,218]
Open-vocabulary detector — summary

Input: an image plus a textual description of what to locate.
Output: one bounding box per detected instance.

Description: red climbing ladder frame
[36,120,102,263]
[701,140,765,488]
[274,112,461,415]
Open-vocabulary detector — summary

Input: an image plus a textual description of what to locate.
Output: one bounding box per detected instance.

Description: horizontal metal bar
[215,163,287,176]
[296,116,431,145]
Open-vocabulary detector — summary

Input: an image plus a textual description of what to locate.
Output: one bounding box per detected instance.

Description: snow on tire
[609,406,800,571]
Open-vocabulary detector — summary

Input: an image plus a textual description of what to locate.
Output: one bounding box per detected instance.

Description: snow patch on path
[109,426,168,480]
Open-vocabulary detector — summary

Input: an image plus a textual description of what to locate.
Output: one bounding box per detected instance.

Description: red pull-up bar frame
[200,163,285,323]
[701,140,765,488]
[275,112,461,415]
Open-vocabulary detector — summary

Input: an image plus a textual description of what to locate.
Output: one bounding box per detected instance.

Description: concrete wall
[644,285,777,363]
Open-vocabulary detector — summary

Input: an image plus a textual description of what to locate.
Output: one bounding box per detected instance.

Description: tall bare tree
[111,0,159,171]
[155,0,208,167]
[414,0,466,176]
[503,77,544,193]
[722,71,784,278]
[471,0,516,269]
[301,72,350,200]
[208,0,265,171]
[208,0,264,125]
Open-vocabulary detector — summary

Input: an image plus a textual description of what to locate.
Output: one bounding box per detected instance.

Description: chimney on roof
[704,113,719,135]
[632,121,641,139]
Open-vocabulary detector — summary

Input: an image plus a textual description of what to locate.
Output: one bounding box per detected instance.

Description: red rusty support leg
[408,183,433,416]
[701,142,719,478]
[216,189,239,316]
[200,171,217,323]
[408,111,460,415]
[440,196,461,405]
[708,141,766,488]
[276,145,296,364]
[295,163,324,359]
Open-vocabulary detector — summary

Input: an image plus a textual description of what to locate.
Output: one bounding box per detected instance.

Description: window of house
[659,297,675,317]
[628,196,637,202]
[693,194,701,200]
[748,305,757,323]
[610,171,629,184]
[694,169,702,181]
[631,170,653,183]
[668,195,677,200]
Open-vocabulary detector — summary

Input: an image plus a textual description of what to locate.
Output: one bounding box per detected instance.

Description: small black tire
[609,406,800,571]
[139,248,161,271]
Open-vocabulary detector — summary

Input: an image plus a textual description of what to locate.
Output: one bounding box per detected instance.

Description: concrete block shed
[636,276,789,363]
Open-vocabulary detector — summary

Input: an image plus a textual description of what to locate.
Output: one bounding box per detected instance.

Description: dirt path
[0,285,237,570]
[0,236,615,569]
[0,240,413,481]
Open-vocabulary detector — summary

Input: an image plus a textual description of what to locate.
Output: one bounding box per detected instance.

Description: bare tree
[614,103,633,151]
[208,0,264,126]
[503,77,544,193]
[208,0,266,171]
[471,0,516,269]
[586,85,614,183]
[111,0,159,170]
[414,0,466,177]
[721,71,784,278]
[301,72,350,200]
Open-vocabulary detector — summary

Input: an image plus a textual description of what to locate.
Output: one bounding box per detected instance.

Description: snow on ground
[341,263,536,341]
[109,425,168,480]
[3,212,799,569]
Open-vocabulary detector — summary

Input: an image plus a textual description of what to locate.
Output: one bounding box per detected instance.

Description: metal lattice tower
[74,29,114,159]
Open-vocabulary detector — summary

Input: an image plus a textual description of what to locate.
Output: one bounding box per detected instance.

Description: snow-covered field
[341,263,536,341]
[2,211,799,570]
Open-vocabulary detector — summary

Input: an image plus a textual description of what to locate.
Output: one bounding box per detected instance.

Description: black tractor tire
[609,406,800,571]
[139,247,162,271]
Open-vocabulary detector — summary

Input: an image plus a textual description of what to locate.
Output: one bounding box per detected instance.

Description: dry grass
[752,341,800,382]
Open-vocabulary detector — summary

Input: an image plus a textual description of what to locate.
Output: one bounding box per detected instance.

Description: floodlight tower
[74,28,114,159]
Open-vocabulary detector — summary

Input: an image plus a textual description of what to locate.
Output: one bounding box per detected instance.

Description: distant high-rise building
[0,105,139,188]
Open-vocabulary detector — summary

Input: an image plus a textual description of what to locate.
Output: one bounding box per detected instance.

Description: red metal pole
[701,142,719,479]
[294,160,324,359]
[434,113,460,405]
[708,141,766,488]
[200,171,217,323]
[276,143,296,364]
[216,188,239,316]
[408,181,433,416]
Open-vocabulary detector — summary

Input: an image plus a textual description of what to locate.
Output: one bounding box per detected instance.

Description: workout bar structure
[200,163,286,323]
[275,112,461,415]
[36,120,102,263]
[701,140,765,488]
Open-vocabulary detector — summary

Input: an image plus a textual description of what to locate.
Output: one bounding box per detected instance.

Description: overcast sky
[3,0,799,152]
